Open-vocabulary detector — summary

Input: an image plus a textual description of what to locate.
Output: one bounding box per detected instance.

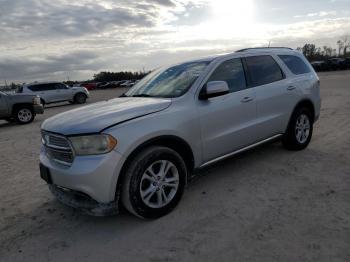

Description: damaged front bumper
[49,184,119,216]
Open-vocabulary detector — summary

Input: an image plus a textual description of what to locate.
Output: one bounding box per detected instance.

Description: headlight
[69,134,117,155]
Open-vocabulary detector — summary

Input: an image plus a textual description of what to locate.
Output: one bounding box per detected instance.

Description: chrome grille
[48,135,70,149]
[42,131,74,165]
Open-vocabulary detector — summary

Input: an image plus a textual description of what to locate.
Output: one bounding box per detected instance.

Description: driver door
[197,58,257,163]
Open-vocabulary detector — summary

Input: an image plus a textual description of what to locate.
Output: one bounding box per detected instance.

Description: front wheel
[282,107,313,150]
[122,146,187,219]
[74,93,87,104]
[14,107,35,124]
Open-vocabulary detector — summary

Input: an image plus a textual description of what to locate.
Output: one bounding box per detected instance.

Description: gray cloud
[145,0,176,7]
[0,51,102,82]
[0,0,157,40]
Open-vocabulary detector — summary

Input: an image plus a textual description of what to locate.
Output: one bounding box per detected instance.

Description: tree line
[297,35,349,61]
[92,71,150,82]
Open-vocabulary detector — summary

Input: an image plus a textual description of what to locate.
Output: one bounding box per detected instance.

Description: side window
[245,55,284,87]
[207,58,246,93]
[55,83,67,89]
[278,55,311,75]
[43,84,55,91]
[28,85,40,92]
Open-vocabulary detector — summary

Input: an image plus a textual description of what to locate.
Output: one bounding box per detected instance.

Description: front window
[125,61,210,98]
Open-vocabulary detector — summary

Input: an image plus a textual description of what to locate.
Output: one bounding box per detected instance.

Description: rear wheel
[14,106,35,124]
[74,93,87,104]
[122,146,187,219]
[282,107,313,150]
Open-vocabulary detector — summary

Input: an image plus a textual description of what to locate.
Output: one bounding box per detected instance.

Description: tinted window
[245,55,284,87]
[28,84,55,91]
[278,55,311,75]
[55,83,68,89]
[207,58,246,93]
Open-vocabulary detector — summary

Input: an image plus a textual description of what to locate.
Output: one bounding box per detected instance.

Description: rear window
[245,55,284,87]
[278,55,311,75]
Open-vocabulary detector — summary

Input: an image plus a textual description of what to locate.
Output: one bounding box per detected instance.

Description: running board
[199,134,283,168]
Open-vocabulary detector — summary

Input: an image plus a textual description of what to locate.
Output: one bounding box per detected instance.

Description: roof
[235,47,293,52]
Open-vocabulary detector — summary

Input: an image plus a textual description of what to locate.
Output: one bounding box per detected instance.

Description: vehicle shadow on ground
[0,121,16,128]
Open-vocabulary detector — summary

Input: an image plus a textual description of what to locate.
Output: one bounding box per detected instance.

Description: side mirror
[199,81,230,100]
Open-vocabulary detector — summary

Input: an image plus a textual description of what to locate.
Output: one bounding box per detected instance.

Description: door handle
[241,96,253,103]
[287,86,296,91]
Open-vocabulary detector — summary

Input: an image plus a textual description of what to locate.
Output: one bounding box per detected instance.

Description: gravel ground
[0,72,349,262]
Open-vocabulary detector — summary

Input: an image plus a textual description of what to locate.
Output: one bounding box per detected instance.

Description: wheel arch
[12,103,34,114]
[285,99,315,133]
[115,135,195,201]
[293,99,315,121]
[74,92,87,98]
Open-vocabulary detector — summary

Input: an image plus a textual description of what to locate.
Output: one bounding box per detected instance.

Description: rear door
[29,84,57,103]
[243,54,299,140]
[198,57,257,163]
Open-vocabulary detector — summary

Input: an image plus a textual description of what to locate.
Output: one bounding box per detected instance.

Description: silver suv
[40,48,321,218]
[20,82,89,106]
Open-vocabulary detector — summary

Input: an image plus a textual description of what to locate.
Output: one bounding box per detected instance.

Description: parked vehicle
[19,82,89,106]
[98,82,119,89]
[40,48,321,218]
[81,83,97,90]
[326,58,346,70]
[119,80,135,88]
[311,61,329,71]
[0,90,44,124]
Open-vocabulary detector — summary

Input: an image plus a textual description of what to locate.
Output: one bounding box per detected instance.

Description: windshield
[125,61,209,98]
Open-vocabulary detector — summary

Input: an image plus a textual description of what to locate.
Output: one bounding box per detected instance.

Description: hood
[42,97,171,135]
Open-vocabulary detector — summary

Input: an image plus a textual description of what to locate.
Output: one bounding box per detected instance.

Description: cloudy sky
[0,0,349,83]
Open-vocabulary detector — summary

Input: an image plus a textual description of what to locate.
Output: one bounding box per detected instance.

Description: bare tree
[337,40,344,56]
[340,35,350,55]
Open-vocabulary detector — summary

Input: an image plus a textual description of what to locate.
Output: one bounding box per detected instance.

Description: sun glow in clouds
[210,0,255,24]
[175,0,260,43]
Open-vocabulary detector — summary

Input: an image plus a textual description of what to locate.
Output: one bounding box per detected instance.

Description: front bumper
[40,146,125,204]
[33,104,44,114]
[49,184,118,216]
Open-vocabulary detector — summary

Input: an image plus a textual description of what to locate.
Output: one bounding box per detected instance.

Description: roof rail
[236,47,293,52]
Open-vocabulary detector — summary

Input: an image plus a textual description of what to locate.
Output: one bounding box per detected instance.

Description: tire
[122,146,187,219]
[282,107,313,150]
[14,106,35,124]
[74,93,87,104]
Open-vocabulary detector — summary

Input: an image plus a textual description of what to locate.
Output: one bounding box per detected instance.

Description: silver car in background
[40,47,321,218]
[19,81,89,106]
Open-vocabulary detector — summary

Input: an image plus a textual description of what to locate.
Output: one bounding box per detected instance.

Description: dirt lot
[1,72,349,262]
